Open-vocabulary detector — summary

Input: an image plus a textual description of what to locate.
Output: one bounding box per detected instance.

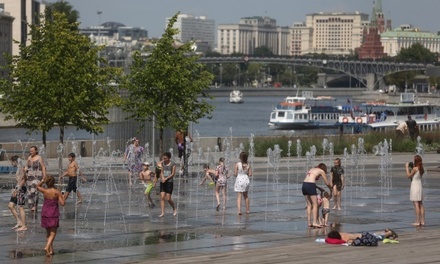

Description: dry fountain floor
[0,153,440,263]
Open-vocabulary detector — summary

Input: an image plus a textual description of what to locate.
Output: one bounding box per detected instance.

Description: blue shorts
[302,182,317,196]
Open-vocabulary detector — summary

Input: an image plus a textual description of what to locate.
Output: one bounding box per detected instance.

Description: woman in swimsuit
[302,163,331,228]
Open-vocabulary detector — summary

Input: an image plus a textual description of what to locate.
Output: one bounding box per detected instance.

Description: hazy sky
[46,0,440,38]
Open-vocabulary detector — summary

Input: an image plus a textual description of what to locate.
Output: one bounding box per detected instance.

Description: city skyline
[43,0,440,38]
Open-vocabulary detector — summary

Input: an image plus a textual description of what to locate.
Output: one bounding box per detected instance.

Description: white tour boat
[229,90,243,103]
[338,93,440,134]
[268,91,352,129]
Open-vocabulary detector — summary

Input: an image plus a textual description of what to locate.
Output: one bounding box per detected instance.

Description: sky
[46,0,440,38]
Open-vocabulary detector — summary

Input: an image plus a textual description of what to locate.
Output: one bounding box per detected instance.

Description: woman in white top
[406,154,425,226]
[234,152,252,215]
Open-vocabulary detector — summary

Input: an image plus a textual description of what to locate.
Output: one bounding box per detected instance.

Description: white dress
[410,170,422,201]
[234,162,250,192]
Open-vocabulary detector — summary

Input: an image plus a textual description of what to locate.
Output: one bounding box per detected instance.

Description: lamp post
[288,66,292,87]
[219,63,222,87]
[97,11,102,44]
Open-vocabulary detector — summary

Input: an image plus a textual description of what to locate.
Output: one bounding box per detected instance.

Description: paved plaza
[0,152,439,263]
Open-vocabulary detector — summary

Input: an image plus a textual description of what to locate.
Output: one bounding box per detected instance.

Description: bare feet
[332,206,337,209]
[76,200,82,204]
[238,212,242,215]
[337,207,342,210]
[16,226,27,231]
[216,204,220,211]
[412,222,420,226]
[246,211,250,214]
[12,223,21,229]
[44,248,51,257]
[173,210,177,216]
[31,206,36,211]
[420,222,425,226]
[158,214,164,218]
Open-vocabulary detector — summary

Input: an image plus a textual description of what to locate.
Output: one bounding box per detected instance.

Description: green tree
[45,0,79,30]
[121,13,214,155]
[385,43,435,89]
[253,46,273,57]
[0,12,120,147]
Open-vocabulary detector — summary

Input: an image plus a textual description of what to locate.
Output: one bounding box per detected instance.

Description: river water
[0,96,350,142]
[192,96,350,137]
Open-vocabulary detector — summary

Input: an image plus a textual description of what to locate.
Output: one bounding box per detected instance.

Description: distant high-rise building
[292,12,368,56]
[1,0,45,56]
[0,7,14,77]
[218,16,290,55]
[166,14,215,51]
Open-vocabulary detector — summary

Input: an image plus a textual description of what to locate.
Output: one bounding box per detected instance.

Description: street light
[219,63,222,87]
[97,11,102,44]
[236,64,241,87]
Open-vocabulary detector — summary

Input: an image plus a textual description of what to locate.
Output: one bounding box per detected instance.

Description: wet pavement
[0,152,439,263]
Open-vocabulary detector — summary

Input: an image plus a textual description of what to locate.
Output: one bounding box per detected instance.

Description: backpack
[351,232,378,246]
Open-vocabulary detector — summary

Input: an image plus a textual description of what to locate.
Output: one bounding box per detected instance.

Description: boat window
[278,112,285,117]
[271,112,276,119]
[287,112,293,119]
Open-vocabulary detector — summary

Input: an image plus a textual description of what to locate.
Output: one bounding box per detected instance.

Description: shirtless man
[302,163,332,228]
[61,153,86,204]
[139,162,157,208]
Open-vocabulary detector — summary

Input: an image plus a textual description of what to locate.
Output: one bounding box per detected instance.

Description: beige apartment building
[0,7,13,77]
[217,16,290,56]
[1,0,45,56]
[292,12,369,56]
[381,25,440,57]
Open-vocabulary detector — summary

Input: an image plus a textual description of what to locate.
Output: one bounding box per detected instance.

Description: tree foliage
[385,43,435,89]
[121,12,214,155]
[45,0,79,30]
[396,43,437,63]
[0,12,120,146]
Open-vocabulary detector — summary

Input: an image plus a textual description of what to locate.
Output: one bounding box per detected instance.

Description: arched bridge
[198,56,429,90]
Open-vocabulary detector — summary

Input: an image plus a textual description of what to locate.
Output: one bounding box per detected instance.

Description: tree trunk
[42,130,47,147]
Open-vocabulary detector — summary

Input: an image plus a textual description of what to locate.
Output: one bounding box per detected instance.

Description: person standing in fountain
[61,153,86,204]
[8,156,27,231]
[159,152,177,217]
[302,163,331,228]
[24,146,46,212]
[215,157,229,211]
[406,155,425,226]
[234,152,252,215]
[139,162,157,208]
[330,158,345,210]
[175,128,192,176]
[37,175,65,257]
[123,138,144,186]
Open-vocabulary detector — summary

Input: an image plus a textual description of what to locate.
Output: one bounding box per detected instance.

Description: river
[0,95,350,142]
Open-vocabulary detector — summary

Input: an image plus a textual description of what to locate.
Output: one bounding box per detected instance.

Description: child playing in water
[321,191,331,226]
[139,162,157,208]
[61,153,86,204]
[199,164,216,186]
